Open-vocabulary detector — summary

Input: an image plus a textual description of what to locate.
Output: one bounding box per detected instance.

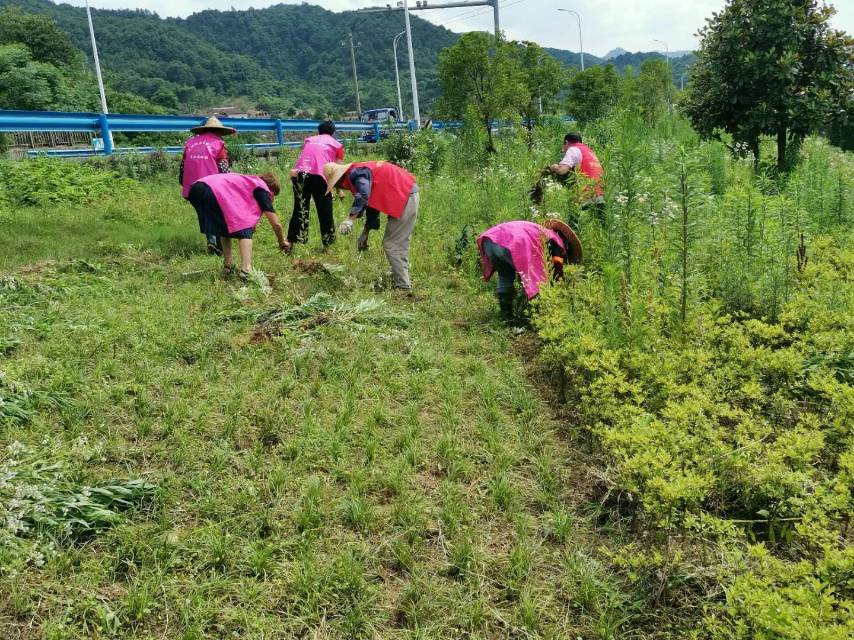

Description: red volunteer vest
[572,143,604,197]
[343,160,416,218]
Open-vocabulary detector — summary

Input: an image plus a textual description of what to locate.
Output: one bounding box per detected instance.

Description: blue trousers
[482,239,517,294]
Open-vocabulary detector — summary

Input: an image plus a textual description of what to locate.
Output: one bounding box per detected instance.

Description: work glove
[357,229,370,252]
[338,218,354,235]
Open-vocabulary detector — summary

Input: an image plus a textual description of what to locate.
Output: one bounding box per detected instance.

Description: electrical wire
[435,0,528,30]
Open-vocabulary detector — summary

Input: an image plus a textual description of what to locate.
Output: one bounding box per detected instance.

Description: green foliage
[513,40,565,123]
[0,43,65,110]
[0,157,133,207]
[381,129,446,174]
[685,0,854,169]
[437,32,528,151]
[533,113,854,635]
[565,65,622,126]
[0,6,80,68]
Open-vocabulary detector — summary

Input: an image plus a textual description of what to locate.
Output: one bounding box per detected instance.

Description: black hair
[318,120,336,136]
[564,132,583,144]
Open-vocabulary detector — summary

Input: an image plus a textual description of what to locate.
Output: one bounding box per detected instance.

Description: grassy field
[0,156,637,639]
[1,119,852,639]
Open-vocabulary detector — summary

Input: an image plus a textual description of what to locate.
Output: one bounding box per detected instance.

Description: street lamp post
[557,8,584,71]
[403,0,421,127]
[393,31,406,123]
[85,0,112,153]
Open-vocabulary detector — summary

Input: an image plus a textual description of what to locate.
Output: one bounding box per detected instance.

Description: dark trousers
[287,172,335,246]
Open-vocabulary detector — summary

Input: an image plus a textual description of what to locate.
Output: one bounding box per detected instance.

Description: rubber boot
[497,292,514,323]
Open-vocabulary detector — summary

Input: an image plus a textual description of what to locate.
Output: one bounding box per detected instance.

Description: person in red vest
[549,132,605,221]
[323,160,419,291]
[179,116,236,255]
[187,172,288,280]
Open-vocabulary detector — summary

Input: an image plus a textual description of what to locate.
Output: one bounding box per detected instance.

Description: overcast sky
[67,0,854,57]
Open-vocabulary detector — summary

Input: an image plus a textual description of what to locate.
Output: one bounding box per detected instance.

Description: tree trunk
[777,126,787,172]
[485,119,495,153]
[751,138,760,172]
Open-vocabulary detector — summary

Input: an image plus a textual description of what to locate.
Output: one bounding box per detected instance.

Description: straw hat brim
[324,162,354,194]
[544,219,583,264]
[190,124,237,135]
[190,126,237,136]
[191,116,237,135]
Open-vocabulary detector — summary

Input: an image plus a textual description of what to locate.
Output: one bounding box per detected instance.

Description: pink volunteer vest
[198,174,271,234]
[182,133,226,198]
[477,221,565,300]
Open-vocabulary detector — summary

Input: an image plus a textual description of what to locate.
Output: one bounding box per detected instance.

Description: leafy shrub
[0,157,133,207]
[534,206,853,637]
[86,150,179,181]
[382,129,447,174]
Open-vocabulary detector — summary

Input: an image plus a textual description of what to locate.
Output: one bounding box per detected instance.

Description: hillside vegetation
[0,0,694,116]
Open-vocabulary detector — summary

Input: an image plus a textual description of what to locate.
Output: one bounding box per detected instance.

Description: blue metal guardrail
[0,110,440,158]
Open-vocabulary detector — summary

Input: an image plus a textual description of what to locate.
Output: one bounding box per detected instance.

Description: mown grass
[0,165,630,638]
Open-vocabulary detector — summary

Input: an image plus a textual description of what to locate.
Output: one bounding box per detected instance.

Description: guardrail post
[275,119,284,146]
[408,120,417,133]
[372,122,380,143]
[97,113,113,155]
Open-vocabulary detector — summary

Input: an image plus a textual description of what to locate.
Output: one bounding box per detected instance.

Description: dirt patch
[292,259,327,275]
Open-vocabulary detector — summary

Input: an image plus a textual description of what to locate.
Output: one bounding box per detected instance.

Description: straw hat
[544,218,583,264]
[323,162,353,194]
[191,116,237,135]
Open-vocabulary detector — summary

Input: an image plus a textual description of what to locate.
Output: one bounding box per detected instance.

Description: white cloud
[64,0,854,57]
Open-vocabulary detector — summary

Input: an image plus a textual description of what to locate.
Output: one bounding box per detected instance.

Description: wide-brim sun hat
[544,218,583,264]
[191,116,237,135]
[323,162,353,194]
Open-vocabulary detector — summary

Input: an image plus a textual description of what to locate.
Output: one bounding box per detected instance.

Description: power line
[436,0,526,30]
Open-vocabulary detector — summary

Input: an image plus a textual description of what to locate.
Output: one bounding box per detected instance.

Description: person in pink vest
[477,219,582,321]
[178,116,236,255]
[323,160,419,291]
[287,120,345,249]
[187,172,287,280]
[549,132,605,222]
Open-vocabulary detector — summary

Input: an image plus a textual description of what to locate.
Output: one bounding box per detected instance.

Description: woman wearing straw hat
[179,116,237,255]
[323,160,419,291]
[477,219,582,321]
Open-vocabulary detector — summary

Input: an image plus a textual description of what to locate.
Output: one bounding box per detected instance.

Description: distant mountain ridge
[603,47,628,60]
[0,0,695,116]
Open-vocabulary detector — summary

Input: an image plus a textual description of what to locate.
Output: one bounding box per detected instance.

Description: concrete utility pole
[393,31,406,122]
[557,8,584,71]
[359,1,501,40]
[403,0,421,127]
[342,32,362,115]
[85,0,109,116]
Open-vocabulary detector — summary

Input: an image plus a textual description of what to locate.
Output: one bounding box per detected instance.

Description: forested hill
[0,0,694,117]
[0,0,459,116]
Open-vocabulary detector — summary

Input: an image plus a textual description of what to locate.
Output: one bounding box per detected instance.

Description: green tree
[0,6,81,68]
[0,44,64,110]
[685,0,854,169]
[513,41,565,124]
[437,32,528,152]
[565,64,621,126]
[636,58,671,124]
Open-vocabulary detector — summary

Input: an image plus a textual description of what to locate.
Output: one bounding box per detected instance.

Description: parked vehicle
[360,108,399,143]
